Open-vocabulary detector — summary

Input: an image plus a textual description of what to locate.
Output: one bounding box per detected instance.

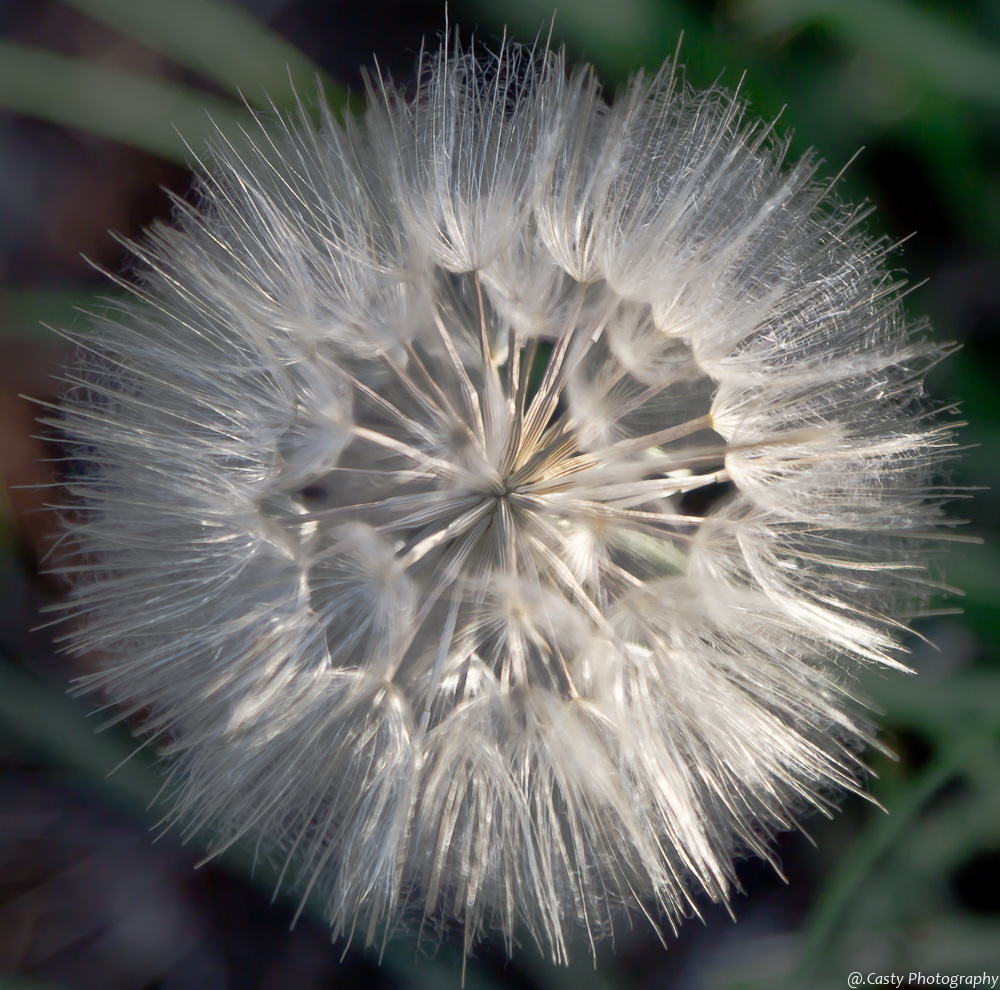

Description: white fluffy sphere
[60,35,953,961]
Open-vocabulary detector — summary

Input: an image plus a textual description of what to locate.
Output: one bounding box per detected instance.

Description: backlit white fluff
[59,34,953,962]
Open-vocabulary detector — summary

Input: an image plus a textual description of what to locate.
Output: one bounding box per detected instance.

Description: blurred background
[0,0,997,987]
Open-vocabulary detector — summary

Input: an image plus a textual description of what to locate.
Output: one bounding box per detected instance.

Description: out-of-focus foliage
[0,1,996,988]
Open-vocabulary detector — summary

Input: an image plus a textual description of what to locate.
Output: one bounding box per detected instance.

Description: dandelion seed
[58,32,955,962]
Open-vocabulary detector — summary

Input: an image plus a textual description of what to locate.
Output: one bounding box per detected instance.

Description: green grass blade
[0,977,65,990]
[0,40,251,165]
[0,288,121,340]
[736,0,1000,110]
[794,732,994,974]
[59,0,346,112]
[0,656,163,814]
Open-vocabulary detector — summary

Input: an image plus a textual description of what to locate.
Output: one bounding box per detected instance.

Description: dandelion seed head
[59,32,954,962]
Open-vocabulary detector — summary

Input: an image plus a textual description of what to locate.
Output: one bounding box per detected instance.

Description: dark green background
[0,1,996,987]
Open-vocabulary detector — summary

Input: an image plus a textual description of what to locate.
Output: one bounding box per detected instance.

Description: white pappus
[57,32,956,963]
